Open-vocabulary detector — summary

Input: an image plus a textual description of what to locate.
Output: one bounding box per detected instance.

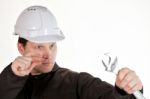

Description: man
[0,5,143,99]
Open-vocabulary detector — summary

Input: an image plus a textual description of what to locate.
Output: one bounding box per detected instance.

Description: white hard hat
[14,6,65,43]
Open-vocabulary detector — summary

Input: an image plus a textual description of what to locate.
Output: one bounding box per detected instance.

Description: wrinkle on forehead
[27,41,56,46]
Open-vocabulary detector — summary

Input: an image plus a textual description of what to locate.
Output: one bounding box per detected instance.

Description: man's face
[19,41,57,75]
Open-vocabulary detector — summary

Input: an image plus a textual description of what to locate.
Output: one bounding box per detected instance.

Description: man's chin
[33,63,54,74]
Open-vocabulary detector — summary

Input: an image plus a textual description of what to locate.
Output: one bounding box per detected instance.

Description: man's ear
[17,43,25,55]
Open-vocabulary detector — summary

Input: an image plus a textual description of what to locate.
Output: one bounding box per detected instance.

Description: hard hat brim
[14,31,65,43]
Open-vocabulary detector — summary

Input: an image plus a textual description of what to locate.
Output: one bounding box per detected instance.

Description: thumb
[115,76,122,89]
[28,61,41,72]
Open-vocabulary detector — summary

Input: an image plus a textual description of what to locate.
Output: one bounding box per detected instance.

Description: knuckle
[125,74,132,81]
[129,70,135,75]
[127,84,132,89]
[24,56,32,61]
[122,67,130,71]
[118,67,129,74]
[124,87,132,94]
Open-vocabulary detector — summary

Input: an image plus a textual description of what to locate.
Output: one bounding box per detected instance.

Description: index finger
[23,50,42,57]
[117,67,130,81]
[23,51,43,63]
[31,56,43,63]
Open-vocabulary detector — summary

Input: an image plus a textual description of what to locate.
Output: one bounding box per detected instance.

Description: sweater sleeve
[0,63,28,99]
[77,72,136,99]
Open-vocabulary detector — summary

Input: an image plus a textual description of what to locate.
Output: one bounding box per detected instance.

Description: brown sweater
[0,63,136,99]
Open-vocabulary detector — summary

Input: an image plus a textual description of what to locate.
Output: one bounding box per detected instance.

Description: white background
[0,0,149,98]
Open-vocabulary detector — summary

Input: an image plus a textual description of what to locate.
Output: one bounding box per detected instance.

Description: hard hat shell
[14,6,65,43]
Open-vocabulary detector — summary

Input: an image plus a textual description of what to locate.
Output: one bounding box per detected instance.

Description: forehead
[27,41,55,46]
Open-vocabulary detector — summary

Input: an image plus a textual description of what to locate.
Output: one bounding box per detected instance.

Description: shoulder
[56,67,93,76]
[56,67,101,82]
[56,67,79,78]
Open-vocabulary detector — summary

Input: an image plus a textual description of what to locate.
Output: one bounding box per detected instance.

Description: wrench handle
[133,90,145,99]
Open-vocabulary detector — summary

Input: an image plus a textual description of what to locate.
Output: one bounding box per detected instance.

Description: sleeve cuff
[115,85,143,96]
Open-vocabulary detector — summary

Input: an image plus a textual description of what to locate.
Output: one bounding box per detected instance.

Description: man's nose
[42,47,51,59]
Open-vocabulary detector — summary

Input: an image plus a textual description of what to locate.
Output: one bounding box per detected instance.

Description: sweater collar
[29,62,60,79]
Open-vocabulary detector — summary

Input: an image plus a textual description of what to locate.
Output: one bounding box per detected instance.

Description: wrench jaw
[102,52,118,74]
[101,52,146,99]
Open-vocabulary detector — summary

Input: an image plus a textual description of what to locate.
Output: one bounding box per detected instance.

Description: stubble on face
[23,41,57,75]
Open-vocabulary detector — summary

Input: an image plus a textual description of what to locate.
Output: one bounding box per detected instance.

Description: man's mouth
[42,62,51,65]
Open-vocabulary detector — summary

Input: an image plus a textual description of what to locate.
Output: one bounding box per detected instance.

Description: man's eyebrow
[37,44,44,46]
[51,42,56,45]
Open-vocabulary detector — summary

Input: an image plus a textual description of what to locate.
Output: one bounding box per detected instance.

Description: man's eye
[38,46,43,49]
[50,43,55,48]
[35,46,42,49]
